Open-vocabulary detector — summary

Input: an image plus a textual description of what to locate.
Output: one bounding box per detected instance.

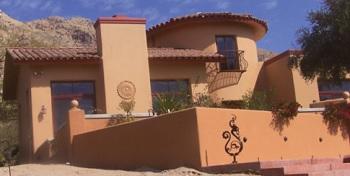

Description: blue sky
[0,0,322,52]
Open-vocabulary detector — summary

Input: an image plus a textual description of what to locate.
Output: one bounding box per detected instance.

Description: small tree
[295,0,350,82]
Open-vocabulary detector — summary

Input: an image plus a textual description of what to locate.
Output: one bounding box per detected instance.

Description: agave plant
[153,93,189,115]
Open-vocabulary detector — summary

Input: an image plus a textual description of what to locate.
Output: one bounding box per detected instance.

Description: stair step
[260,158,342,169]
[284,163,332,175]
[308,169,350,176]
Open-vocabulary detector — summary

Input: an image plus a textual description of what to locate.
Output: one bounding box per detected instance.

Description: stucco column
[67,100,85,162]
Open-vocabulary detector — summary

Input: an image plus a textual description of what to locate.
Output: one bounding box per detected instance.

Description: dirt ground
[0,164,258,176]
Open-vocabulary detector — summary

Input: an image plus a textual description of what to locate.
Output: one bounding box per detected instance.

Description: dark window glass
[151,80,189,95]
[216,36,238,70]
[51,81,96,131]
[150,80,190,108]
[318,80,350,100]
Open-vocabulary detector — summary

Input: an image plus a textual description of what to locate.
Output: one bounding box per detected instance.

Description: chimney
[95,15,152,114]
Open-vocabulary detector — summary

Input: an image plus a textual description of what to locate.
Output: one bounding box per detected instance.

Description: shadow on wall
[206,63,244,93]
[34,126,68,163]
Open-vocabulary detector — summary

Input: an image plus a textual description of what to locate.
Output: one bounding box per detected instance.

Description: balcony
[219,50,248,72]
[207,50,248,93]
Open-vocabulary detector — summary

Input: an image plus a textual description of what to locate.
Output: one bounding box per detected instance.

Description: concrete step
[283,163,332,175]
[308,169,350,176]
[260,158,342,169]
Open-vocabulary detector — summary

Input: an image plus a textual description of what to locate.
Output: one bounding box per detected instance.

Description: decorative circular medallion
[117,81,136,100]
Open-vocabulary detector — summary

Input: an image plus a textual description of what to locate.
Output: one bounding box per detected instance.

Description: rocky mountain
[0,11,96,48]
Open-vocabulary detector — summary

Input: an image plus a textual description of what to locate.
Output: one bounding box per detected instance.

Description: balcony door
[216,36,238,70]
[51,81,96,132]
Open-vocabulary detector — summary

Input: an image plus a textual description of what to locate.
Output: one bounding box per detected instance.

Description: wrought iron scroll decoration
[222,114,243,164]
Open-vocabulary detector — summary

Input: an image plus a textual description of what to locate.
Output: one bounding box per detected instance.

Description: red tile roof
[148,48,225,62]
[264,50,303,66]
[6,47,101,64]
[6,47,225,64]
[147,12,268,35]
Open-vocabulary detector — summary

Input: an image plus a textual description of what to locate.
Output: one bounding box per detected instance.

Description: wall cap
[94,15,146,28]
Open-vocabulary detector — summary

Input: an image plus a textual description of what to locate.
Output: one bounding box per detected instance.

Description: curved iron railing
[219,50,248,72]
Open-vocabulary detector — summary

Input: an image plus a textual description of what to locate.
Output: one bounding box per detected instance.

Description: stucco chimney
[94,15,152,114]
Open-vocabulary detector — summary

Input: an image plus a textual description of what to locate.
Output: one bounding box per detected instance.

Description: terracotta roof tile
[6,47,225,64]
[6,47,101,64]
[147,12,268,35]
[148,48,225,62]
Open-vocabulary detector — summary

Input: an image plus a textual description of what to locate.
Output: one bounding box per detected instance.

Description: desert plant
[152,92,189,114]
[119,99,135,116]
[191,92,219,108]
[241,90,273,110]
[0,101,18,121]
[270,101,301,133]
[118,99,135,121]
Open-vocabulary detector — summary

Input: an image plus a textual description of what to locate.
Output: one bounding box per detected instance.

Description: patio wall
[70,107,350,170]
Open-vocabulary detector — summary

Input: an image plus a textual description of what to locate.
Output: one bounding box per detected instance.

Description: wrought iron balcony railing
[219,50,248,72]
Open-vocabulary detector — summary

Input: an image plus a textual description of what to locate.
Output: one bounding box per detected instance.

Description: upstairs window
[216,36,238,70]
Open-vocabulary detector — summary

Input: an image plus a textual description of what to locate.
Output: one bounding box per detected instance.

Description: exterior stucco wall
[97,23,152,114]
[195,108,349,166]
[28,64,103,160]
[148,22,262,100]
[72,109,202,170]
[291,69,320,107]
[149,62,208,98]
[70,107,350,170]
[264,58,296,103]
[16,65,33,162]
[263,55,319,107]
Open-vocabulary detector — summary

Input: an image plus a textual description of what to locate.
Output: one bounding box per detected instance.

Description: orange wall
[27,64,104,160]
[149,62,208,97]
[195,108,349,166]
[148,22,263,101]
[16,65,33,162]
[263,57,296,103]
[263,55,319,107]
[70,107,350,170]
[96,22,152,114]
[291,69,320,107]
[72,109,202,170]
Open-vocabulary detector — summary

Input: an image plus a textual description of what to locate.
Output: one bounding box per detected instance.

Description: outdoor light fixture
[40,105,47,115]
[33,71,44,78]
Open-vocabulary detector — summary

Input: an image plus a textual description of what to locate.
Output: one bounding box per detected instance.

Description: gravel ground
[0,164,258,176]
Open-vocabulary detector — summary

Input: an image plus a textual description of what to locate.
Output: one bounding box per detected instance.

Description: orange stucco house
[4,12,343,165]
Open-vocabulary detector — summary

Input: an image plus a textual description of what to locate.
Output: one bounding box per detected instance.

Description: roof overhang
[147,12,268,41]
[264,49,303,66]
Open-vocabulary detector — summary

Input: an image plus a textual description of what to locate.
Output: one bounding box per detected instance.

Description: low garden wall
[69,107,350,170]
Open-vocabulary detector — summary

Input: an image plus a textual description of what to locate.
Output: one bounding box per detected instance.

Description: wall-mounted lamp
[33,71,44,78]
[40,105,47,115]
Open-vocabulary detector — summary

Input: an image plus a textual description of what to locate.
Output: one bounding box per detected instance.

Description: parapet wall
[69,107,350,170]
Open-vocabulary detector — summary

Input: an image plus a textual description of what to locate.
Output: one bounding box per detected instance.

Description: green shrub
[241,90,273,111]
[191,92,219,108]
[153,93,190,115]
